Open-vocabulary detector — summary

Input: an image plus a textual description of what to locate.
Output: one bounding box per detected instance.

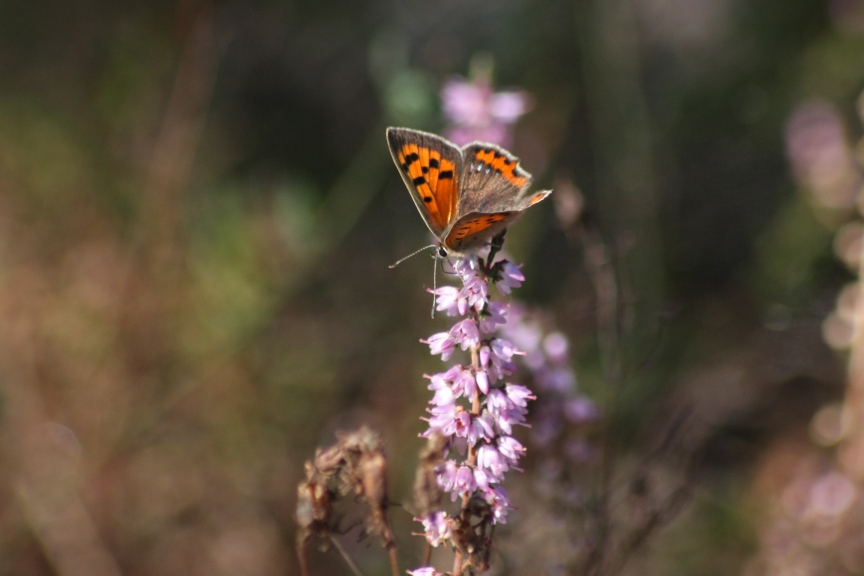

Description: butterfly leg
[485,230,507,270]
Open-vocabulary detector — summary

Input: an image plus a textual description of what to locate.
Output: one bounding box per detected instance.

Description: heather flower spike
[412,235,536,575]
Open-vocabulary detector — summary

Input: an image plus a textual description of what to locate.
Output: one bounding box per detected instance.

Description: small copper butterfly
[386,127,551,258]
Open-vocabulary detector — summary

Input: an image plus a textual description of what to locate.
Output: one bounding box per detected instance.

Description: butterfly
[386,127,551,259]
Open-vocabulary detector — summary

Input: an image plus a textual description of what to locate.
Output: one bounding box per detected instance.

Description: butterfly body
[387,127,551,257]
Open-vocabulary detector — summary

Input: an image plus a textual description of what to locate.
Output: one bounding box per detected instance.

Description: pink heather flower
[477,443,509,480]
[450,318,480,349]
[497,435,526,464]
[452,409,473,439]
[441,77,532,148]
[437,460,459,492]
[419,511,452,547]
[441,79,492,126]
[565,397,599,423]
[785,100,847,185]
[504,383,535,408]
[409,567,443,576]
[496,261,525,295]
[809,471,856,517]
[461,276,489,311]
[426,402,462,437]
[485,389,510,417]
[456,298,469,317]
[451,368,477,399]
[489,91,531,123]
[475,369,490,394]
[454,256,480,279]
[462,418,484,445]
[479,346,516,384]
[429,383,455,407]
[543,331,569,362]
[479,345,491,368]
[474,467,491,490]
[449,125,509,149]
[427,373,447,391]
[427,365,463,388]
[489,396,529,435]
[467,411,496,445]
[423,364,462,391]
[483,485,513,524]
[424,332,456,360]
[452,436,468,457]
[486,338,519,382]
[484,352,514,385]
[453,465,476,496]
[491,338,520,362]
[538,367,577,392]
[503,308,542,353]
[524,350,545,371]
[431,285,461,316]
[479,301,508,333]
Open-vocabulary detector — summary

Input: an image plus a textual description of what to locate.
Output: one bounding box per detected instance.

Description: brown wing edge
[386,127,463,236]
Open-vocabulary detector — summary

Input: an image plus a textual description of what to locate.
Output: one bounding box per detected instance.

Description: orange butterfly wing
[472,148,529,188]
[443,212,517,254]
[387,128,461,238]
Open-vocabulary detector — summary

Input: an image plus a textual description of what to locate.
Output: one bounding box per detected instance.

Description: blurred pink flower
[441,77,533,147]
[786,100,845,179]
[785,99,860,209]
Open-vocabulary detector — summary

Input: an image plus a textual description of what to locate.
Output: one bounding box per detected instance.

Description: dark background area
[1,0,862,574]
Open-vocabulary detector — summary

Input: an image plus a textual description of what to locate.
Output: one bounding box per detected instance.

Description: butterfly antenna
[388,244,437,269]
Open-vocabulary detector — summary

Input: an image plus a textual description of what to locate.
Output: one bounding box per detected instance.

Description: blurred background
[2,0,864,574]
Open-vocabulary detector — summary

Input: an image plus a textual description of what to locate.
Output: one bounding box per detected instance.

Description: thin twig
[329,535,366,576]
[387,544,400,576]
[297,536,311,576]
